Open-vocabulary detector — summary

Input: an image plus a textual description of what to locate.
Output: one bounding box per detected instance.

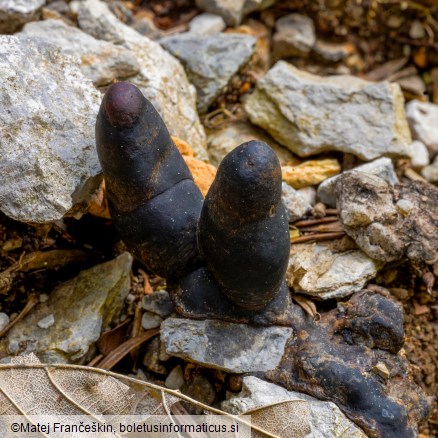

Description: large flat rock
[0,36,101,223]
[161,318,293,373]
[3,253,133,363]
[245,61,412,161]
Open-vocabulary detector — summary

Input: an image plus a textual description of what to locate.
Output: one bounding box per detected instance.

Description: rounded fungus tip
[103,82,144,128]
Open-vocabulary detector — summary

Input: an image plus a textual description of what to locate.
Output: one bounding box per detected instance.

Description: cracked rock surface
[245,61,412,160]
[336,172,438,263]
[0,36,101,222]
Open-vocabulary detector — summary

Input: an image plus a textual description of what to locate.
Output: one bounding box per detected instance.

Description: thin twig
[290,232,346,244]
[292,217,339,227]
[94,329,159,371]
[404,168,428,182]
[298,223,344,233]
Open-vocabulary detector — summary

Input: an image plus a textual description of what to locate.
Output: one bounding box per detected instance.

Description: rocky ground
[0,0,437,436]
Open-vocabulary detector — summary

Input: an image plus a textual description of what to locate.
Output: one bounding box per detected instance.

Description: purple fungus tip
[103,82,144,128]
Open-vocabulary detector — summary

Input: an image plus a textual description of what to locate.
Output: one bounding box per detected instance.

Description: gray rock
[410,140,430,168]
[336,173,438,263]
[130,12,162,40]
[165,365,184,390]
[195,0,278,26]
[19,19,139,87]
[222,376,366,438]
[287,243,381,299]
[282,182,311,222]
[317,157,399,207]
[141,311,163,330]
[0,0,44,34]
[422,155,438,182]
[246,61,412,161]
[37,314,55,329]
[297,186,316,206]
[409,20,426,39]
[273,14,315,59]
[405,100,438,154]
[188,13,226,35]
[161,318,293,373]
[0,313,10,332]
[2,253,133,363]
[76,0,208,159]
[207,121,294,167]
[142,290,174,318]
[160,33,256,114]
[0,36,101,223]
[313,39,353,62]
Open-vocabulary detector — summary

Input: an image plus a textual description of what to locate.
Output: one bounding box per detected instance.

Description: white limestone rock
[273,13,315,59]
[0,36,101,223]
[405,99,438,154]
[19,19,139,87]
[282,182,312,222]
[188,13,226,35]
[287,243,380,299]
[410,140,430,168]
[246,61,412,161]
[161,318,292,373]
[194,0,278,26]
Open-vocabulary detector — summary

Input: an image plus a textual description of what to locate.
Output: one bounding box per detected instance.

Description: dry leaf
[292,295,320,321]
[246,401,312,438]
[0,354,274,437]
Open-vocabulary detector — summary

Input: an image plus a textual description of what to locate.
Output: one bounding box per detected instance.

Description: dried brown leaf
[95,328,159,370]
[292,295,320,321]
[96,318,132,357]
[0,354,273,437]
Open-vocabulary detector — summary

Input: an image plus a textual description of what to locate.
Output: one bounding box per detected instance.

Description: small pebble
[37,314,55,329]
[297,186,316,206]
[8,340,20,355]
[409,20,426,39]
[388,287,409,301]
[372,362,390,380]
[39,293,49,303]
[125,293,136,304]
[228,374,243,392]
[312,202,326,217]
[188,13,226,36]
[410,141,429,168]
[396,199,414,216]
[165,365,185,389]
[141,311,163,330]
[0,312,10,331]
[142,290,173,318]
